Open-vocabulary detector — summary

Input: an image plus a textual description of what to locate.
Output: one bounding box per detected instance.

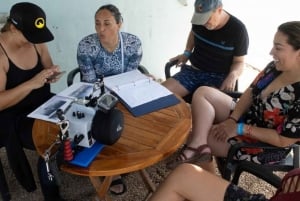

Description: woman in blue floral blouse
[76,4,142,195]
[77,4,142,83]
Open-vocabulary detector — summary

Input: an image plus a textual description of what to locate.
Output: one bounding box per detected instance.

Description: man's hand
[169,54,189,67]
[220,73,238,92]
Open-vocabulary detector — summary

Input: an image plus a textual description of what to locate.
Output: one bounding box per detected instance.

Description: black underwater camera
[62,77,124,147]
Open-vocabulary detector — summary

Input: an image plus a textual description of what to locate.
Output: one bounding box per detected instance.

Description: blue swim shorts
[172,65,227,93]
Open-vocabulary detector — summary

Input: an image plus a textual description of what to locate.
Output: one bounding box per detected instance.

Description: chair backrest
[217,142,300,189]
[67,65,149,87]
[269,167,300,201]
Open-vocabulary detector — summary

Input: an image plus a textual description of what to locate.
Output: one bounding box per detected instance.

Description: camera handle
[85,76,105,107]
[42,109,72,181]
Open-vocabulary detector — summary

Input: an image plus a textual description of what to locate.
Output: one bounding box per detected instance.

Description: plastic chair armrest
[138,65,149,74]
[165,60,179,79]
[67,68,81,86]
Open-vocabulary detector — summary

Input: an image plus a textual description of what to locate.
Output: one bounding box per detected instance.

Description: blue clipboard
[69,142,105,167]
[117,93,180,117]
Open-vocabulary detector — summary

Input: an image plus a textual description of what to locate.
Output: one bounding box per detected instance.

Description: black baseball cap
[9,2,54,43]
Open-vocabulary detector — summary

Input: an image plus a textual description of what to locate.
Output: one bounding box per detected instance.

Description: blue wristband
[237,123,244,136]
[183,50,191,58]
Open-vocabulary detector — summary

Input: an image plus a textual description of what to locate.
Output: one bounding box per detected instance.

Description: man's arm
[220,55,245,91]
[185,30,195,52]
[170,30,195,66]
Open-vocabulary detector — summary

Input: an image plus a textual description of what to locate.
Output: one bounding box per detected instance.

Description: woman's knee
[192,86,218,102]
[194,86,213,95]
[176,163,204,176]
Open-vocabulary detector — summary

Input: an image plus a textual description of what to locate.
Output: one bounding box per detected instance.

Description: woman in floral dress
[167,21,300,175]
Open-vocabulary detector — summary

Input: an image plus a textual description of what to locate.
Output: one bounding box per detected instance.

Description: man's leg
[162,78,189,97]
[162,65,200,97]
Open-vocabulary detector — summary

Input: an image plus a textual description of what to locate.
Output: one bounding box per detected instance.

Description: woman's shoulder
[291,82,300,97]
[258,61,280,78]
[77,33,99,52]
[121,32,141,43]
[79,33,98,44]
[0,50,8,73]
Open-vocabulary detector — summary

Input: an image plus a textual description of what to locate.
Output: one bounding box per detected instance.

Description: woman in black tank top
[0,2,64,201]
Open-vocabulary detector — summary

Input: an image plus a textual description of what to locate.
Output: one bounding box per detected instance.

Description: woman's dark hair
[278,21,300,50]
[95,4,123,24]
[1,20,11,33]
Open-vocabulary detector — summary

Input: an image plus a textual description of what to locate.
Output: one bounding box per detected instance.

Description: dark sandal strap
[176,144,188,160]
[185,144,211,154]
[167,144,212,169]
[177,144,211,160]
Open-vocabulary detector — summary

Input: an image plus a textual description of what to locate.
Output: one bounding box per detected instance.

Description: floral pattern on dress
[224,183,268,201]
[233,62,300,164]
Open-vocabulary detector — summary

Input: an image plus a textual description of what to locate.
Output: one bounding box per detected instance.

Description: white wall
[0,0,299,92]
[226,0,300,67]
[224,0,300,90]
[0,0,193,93]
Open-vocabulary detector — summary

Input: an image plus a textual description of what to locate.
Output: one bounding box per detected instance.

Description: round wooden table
[33,98,191,200]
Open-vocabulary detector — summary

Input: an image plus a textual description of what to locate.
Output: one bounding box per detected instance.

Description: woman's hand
[31,69,55,89]
[210,119,237,142]
[45,65,63,83]
[28,66,62,89]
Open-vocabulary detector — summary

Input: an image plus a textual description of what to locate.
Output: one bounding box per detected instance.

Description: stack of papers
[104,70,179,116]
[28,82,96,123]
[28,70,180,121]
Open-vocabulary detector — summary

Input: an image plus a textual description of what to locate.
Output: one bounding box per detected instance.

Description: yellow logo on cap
[35,18,45,29]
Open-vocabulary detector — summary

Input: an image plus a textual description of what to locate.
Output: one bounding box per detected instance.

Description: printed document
[28,82,96,123]
[104,70,173,108]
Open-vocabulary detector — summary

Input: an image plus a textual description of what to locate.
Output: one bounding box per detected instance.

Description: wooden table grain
[32,98,191,200]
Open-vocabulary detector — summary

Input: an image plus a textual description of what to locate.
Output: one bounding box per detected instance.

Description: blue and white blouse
[77,32,142,83]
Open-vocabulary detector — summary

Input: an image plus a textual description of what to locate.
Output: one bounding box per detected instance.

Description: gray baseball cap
[191,0,222,25]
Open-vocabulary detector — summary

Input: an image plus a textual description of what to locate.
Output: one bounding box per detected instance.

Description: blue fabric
[172,65,226,93]
[77,32,142,83]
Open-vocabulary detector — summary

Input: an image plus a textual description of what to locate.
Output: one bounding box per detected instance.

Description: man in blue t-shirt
[162,0,249,97]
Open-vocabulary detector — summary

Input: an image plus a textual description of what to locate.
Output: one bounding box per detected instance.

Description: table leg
[89,176,113,201]
[139,169,157,200]
[140,169,156,192]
